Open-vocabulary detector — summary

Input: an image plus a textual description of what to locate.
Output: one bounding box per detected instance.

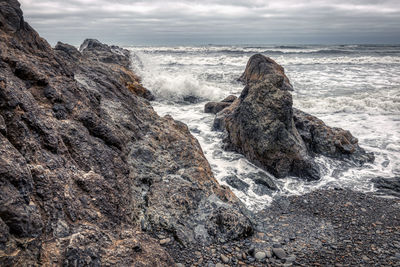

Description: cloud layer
[19,0,400,45]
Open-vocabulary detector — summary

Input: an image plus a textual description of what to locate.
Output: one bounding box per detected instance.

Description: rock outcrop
[0,1,252,265]
[213,54,373,181]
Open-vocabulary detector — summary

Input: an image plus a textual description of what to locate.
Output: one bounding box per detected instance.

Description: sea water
[127,45,400,210]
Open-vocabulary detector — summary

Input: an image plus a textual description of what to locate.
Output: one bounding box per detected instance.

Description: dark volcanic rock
[214,54,373,181]
[0,1,253,265]
[238,53,293,91]
[222,77,320,180]
[293,108,374,164]
[205,101,232,114]
[372,177,400,196]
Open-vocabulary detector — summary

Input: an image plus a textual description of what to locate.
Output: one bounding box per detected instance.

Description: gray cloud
[19,0,400,45]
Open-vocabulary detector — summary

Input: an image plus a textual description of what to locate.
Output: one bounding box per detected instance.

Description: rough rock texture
[238,53,293,91]
[293,108,374,164]
[0,1,252,265]
[372,177,400,197]
[222,77,320,180]
[214,54,373,180]
[205,95,237,114]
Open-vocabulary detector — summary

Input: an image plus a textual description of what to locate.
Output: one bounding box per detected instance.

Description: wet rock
[247,172,278,191]
[293,108,374,165]
[224,175,250,192]
[238,53,293,91]
[204,101,232,114]
[372,177,400,196]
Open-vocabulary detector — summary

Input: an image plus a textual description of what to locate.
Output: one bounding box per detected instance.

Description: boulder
[205,95,238,114]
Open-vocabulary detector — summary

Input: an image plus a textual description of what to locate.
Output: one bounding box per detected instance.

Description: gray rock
[255,251,267,260]
[176,264,185,267]
[224,175,250,192]
[272,247,287,259]
[215,263,225,267]
[285,255,296,263]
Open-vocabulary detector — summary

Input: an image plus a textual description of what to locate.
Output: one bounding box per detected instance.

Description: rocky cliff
[211,54,374,181]
[0,1,252,265]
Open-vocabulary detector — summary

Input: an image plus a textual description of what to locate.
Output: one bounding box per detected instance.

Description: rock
[213,54,373,181]
[238,53,293,91]
[372,177,400,197]
[224,175,250,192]
[160,238,171,245]
[0,1,253,265]
[222,95,237,103]
[176,263,185,267]
[247,172,278,191]
[216,263,225,267]
[221,76,320,180]
[204,101,232,114]
[0,114,6,134]
[266,250,272,258]
[272,247,287,259]
[293,108,374,165]
[255,251,267,260]
[285,255,296,263]
[220,254,230,263]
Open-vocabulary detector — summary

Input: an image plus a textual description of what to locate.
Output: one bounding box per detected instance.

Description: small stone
[220,254,230,264]
[266,250,272,258]
[215,263,224,267]
[361,255,369,261]
[176,264,185,267]
[242,252,247,260]
[255,251,266,261]
[159,238,170,245]
[285,255,296,263]
[272,247,286,259]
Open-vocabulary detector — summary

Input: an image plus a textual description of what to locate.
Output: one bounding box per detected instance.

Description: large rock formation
[0,1,252,265]
[213,54,373,180]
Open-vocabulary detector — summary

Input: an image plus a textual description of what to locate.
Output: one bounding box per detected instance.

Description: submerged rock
[214,54,373,181]
[0,1,253,265]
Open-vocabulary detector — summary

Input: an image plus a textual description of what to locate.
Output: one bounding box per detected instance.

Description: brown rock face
[0,1,252,265]
[214,54,373,181]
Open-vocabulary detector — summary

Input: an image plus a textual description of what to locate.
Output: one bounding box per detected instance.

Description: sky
[19,0,400,46]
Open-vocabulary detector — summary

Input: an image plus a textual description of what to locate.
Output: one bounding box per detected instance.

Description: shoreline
[165,189,400,266]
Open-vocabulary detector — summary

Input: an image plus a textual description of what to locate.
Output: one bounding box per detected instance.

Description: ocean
[126,45,400,210]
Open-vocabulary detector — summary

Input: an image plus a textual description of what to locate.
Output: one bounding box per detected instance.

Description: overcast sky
[19,0,400,46]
